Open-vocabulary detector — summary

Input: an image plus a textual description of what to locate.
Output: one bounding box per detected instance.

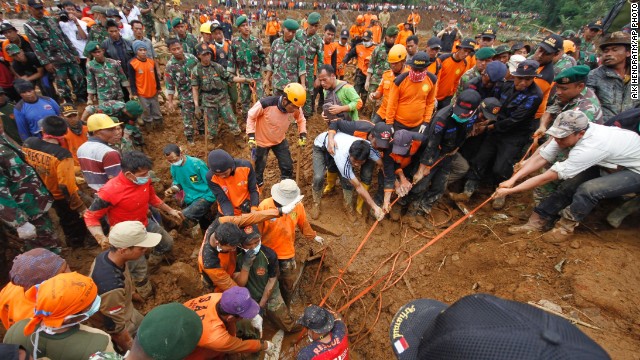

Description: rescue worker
[365,26,399,110]
[343,30,376,107]
[265,15,281,45]
[349,14,365,46]
[369,43,408,124]
[296,305,349,359]
[395,23,412,47]
[206,149,260,216]
[335,30,351,80]
[435,38,475,110]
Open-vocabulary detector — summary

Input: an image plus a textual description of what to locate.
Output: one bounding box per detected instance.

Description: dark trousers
[254,139,293,186]
[468,132,528,185]
[354,68,367,108]
[269,35,278,45]
[437,95,453,110]
[52,198,87,248]
[313,85,324,112]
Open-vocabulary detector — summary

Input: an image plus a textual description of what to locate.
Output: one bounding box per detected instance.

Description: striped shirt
[77,137,122,190]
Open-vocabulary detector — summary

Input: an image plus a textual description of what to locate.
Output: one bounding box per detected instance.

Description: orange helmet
[356,15,364,23]
[82,17,95,27]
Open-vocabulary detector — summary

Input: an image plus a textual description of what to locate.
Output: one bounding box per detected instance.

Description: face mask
[244,241,261,255]
[134,175,150,185]
[41,295,102,335]
[451,113,469,123]
[171,158,184,166]
[363,41,373,47]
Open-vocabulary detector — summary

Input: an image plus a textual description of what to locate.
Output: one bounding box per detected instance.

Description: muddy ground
[2,8,640,360]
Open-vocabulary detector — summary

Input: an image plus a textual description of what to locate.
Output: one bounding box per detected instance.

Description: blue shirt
[14,96,60,140]
[170,155,216,205]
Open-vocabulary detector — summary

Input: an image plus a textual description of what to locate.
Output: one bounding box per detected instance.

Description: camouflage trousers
[54,62,87,101]
[143,20,155,39]
[179,100,203,137]
[203,103,240,138]
[303,73,316,117]
[239,80,264,119]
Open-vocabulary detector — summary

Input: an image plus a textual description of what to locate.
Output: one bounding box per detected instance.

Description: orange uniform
[63,125,88,167]
[184,293,261,360]
[335,42,351,77]
[370,24,383,44]
[323,42,338,67]
[351,43,375,74]
[407,13,421,27]
[129,57,159,98]
[465,54,476,72]
[2,36,29,63]
[375,66,408,120]
[395,29,412,47]
[349,24,365,39]
[385,71,437,128]
[435,53,467,101]
[257,198,316,260]
[0,283,33,330]
[208,159,259,216]
[265,20,281,36]
[534,63,555,118]
[363,13,372,27]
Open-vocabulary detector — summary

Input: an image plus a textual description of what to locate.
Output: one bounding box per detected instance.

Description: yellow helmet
[200,23,211,34]
[87,114,121,132]
[387,44,407,63]
[283,83,306,108]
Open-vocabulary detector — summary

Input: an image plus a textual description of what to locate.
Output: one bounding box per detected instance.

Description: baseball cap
[511,59,541,78]
[27,0,44,8]
[362,30,373,41]
[427,37,442,49]
[485,60,508,82]
[106,8,120,17]
[208,149,235,173]
[60,103,78,116]
[479,97,501,121]
[297,305,335,334]
[389,293,610,360]
[587,20,603,30]
[510,42,531,54]
[546,110,590,138]
[453,89,481,117]
[407,51,429,70]
[5,43,20,56]
[391,130,416,156]
[538,34,564,53]
[108,221,162,248]
[480,28,496,39]
[219,286,260,319]
[137,303,203,360]
[456,38,476,50]
[371,122,392,149]
[340,30,349,39]
[494,44,510,55]
[0,23,16,33]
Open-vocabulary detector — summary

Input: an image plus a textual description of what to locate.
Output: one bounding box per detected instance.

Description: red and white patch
[44,105,53,110]
[244,226,253,234]
[108,306,123,315]
[256,267,266,276]
[394,336,410,354]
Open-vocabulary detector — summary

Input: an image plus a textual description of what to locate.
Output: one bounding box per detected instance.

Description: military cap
[195,43,213,55]
[560,29,576,38]
[307,12,321,25]
[494,45,510,55]
[553,65,590,84]
[385,25,399,36]
[27,0,44,8]
[5,43,21,56]
[481,28,496,39]
[457,38,476,50]
[587,20,603,30]
[283,18,299,30]
[171,17,184,28]
[88,5,106,14]
[235,15,247,27]
[83,41,101,56]
[546,110,589,138]
[475,47,496,60]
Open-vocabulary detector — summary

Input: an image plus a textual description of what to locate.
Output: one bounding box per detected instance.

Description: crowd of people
[0,0,636,358]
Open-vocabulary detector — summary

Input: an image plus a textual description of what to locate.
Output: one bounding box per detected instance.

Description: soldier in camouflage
[294,12,323,117]
[191,44,251,140]
[82,100,145,148]
[366,26,398,95]
[24,0,87,104]
[171,17,198,56]
[228,15,267,118]
[553,52,577,77]
[85,41,131,104]
[0,121,59,253]
[138,0,156,40]
[87,6,109,44]
[265,18,306,96]
[580,20,602,69]
[165,38,201,143]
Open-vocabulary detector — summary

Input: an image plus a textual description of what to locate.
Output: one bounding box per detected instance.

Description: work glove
[298,133,307,147]
[95,233,110,250]
[248,134,257,149]
[418,123,428,134]
[279,195,304,214]
[16,222,36,239]
[164,185,179,197]
[251,314,263,337]
[264,341,277,356]
[241,251,257,271]
[373,206,385,222]
[314,235,324,245]
[195,105,202,119]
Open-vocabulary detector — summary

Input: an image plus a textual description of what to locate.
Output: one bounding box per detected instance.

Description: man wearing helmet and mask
[349,14,365,46]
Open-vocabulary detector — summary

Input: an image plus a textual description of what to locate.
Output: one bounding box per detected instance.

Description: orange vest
[130,58,158,98]
[354,43,375,74]
[376,66,408,119]
[211,166,254,215]
[0,283,34,330]
[323,42,338,65]
[349,24,365,39]
[335,42,351,76]
[370,24,382,44]
[266,21,280,36]
[395,29,412,47]
[63,126,89,167]
[2,36,30,63]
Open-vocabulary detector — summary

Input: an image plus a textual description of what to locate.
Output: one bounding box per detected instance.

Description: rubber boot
[135,279,153,299]
[542,217,579,243]
[323,172,338,195]
[508,212,549,235]
[343,189,356,222]
[310,190,322,220]
[607,197,640,228]
[356,184,371,215]
[449,179,478,202]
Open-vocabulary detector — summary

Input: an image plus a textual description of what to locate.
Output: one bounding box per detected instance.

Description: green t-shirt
[236,245,279,302]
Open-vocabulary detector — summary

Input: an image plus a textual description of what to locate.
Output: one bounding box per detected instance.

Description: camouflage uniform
[23,16,87,102]
[534,87,604,204]
[165,53,201,138]
[553,54,577,77]
[0,134,59,252]
[88,23,109,44]
[228,34,267,118]
[85,101,144,147]
[295,29,323,116]
[191,62,240,138]
[586,65,640,122]
[457,67,481,95]
[88,353,123,360]
[138,1,156,39]
[579,38,599,69]
[366,43,391,94]
[177,33,199,57]
[267,37,306,94]
[86,58,129,103]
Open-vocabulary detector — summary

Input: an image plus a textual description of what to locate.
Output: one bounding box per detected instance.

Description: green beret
[125,100,143,117]
[5,43,21,56]
[171,17,184,28]
[494,45,510,55]
[283,18,299,30]
[235,15,247,27]
[307,12,321,25]
[385,25,399,36]
[475,47,496,60]
[83,41,101,57]
[554,65,591,84]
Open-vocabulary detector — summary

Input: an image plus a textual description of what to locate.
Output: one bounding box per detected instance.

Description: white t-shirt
[59,20,88,58]
[314,131,380,180]
[123,6,141,23]
[120,23,134,41]
[540,123,640,180]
